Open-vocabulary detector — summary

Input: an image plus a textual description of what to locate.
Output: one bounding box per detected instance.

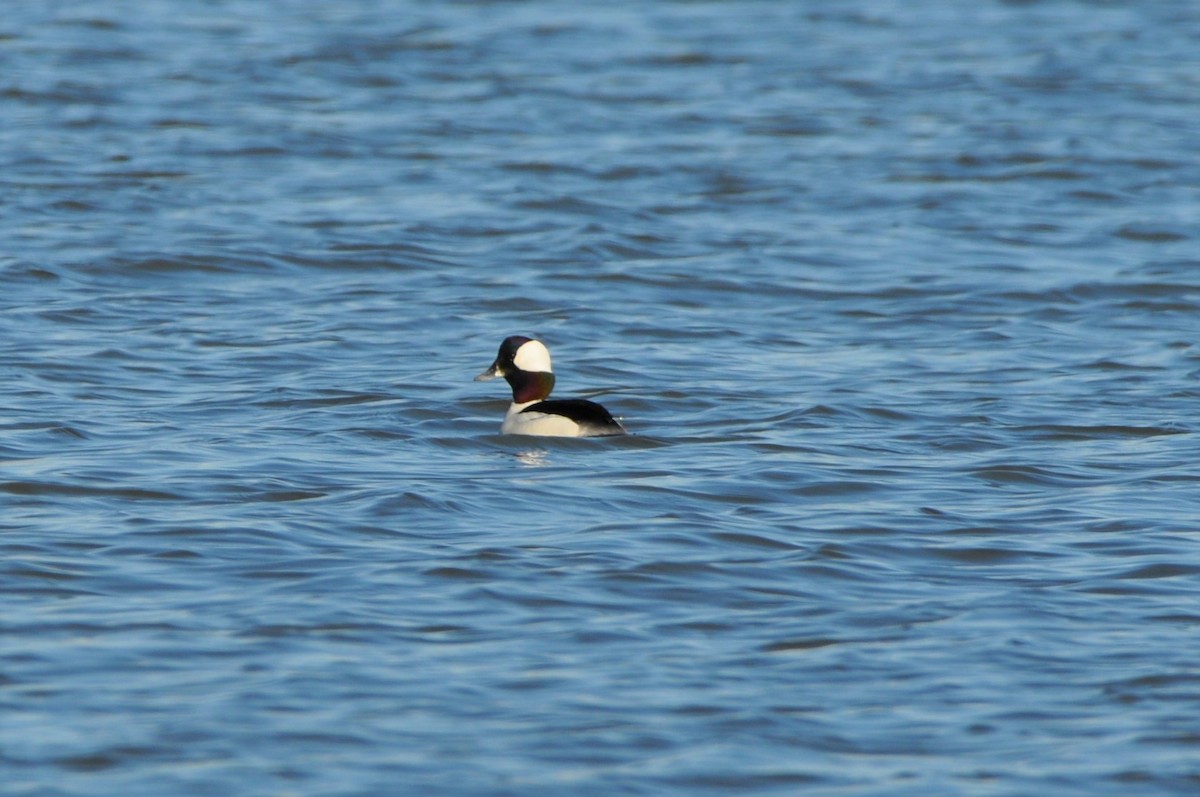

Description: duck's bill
[474,362,501,382]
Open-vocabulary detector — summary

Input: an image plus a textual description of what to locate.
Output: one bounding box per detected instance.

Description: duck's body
[501,398,624,437]
[476,336,626,438]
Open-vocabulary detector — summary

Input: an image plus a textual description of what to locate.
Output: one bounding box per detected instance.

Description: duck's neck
[505,370,554,404]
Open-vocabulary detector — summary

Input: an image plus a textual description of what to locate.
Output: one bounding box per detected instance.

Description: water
[3,1,1199,795]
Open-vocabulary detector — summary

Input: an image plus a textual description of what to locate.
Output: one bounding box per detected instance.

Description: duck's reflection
[515,449,550,468]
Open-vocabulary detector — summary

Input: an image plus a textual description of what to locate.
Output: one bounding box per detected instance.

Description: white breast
[500,404,583,437]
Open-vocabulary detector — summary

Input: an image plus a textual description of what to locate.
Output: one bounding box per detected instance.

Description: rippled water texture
[3,2,1200,795]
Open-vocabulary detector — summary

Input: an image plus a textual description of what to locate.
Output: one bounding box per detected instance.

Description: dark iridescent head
[475,336,555,403]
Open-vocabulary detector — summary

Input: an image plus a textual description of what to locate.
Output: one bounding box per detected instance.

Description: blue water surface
[3,1,1200,795]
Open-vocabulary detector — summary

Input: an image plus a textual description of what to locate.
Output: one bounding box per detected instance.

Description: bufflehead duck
[475,336,626,437]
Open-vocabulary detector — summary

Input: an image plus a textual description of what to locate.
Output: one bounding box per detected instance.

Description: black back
[522,399,626,434]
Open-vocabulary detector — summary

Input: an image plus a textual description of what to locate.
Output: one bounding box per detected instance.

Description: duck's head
[475,336,555,403]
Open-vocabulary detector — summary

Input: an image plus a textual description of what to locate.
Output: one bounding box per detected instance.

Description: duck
[475,336,627,437]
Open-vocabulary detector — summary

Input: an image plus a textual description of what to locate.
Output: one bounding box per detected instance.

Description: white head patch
[513,339,553,373]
